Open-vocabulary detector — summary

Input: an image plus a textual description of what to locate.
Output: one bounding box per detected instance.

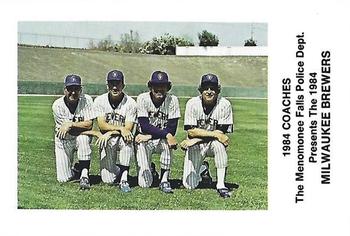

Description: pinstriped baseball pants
[100,136,133,184]
[182,140,228,189]
[54,135,92,182]
[136,139,172,188]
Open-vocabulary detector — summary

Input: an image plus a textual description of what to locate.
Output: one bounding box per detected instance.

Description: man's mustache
[204,91,215,96]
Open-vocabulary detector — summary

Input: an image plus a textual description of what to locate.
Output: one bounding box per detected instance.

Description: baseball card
[2,0,350,235]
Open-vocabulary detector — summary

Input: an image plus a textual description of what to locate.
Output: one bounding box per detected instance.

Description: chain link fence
[18,32,107,49]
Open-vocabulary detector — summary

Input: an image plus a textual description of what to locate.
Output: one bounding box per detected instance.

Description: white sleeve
[218,100,233,125]
[184,99,197,126]
[126,100,137,122]
[52,102,59,122]
[93,97,105,118]
[52,103,59,125]
[137,95,148,117]
[168,96,181,119]
[83,96,96,120]
[52,102,64,131]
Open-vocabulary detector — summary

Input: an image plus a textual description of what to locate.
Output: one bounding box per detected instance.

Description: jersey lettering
[148,110,168,128]
[197,118,218,131]
[105,112,126,125]
[148,110,168,120]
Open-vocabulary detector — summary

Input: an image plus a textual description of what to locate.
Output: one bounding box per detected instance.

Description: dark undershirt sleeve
[163,118,178,136]
[216,124,230,133]
[138,117,178,139]
[184,124,230,133]
[184,125,196,131]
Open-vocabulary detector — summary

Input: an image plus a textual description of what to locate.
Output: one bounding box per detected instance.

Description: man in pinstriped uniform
[181,73,234,198]
[135,71,180,193]
[93,70,137,193]
[52,74,95,190]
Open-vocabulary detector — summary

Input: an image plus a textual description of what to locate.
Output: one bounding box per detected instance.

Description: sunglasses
[202,85,218,91]
[66,86,81,92]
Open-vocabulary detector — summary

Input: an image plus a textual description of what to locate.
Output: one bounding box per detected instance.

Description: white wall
[176,46,268,56]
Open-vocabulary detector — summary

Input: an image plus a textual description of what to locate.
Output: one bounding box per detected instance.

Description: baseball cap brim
[65,82,82,87]
[149,80,170,84]
[201,81,218,86]
[107,78,123,81]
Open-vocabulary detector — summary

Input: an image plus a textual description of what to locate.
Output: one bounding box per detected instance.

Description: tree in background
[198,30,219,46]
[116,30,142,53]
[88,35,115,51]
[244,38,257,46]
[97,35,115,51]
[140,33,194,55]
[87,40,97,49]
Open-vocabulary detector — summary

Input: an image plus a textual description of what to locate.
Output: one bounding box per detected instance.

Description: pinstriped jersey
[184,95,234,133]
[94,92,137,127]
[52,94,95,138]
[137,92,181,130]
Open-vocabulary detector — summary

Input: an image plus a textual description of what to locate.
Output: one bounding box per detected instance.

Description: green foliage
[140,33,194,55]
[88,35,115,51]
[18,96,267,210]
[244,38,257,46]
[115,30,142,53]
[198,30,219,46]
[87,40,97,49]
[97,35,115,51]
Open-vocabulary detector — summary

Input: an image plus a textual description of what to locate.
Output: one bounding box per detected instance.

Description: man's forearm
[71,120,92,131]
[80,130,101,137]
[97,117,124,132]
[138,117,167,139]
[163,118,178,136]
[187,128,219,139]
[80,130,120,137]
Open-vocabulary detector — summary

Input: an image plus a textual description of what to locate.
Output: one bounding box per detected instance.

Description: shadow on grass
[169,179,239,191]
[89,174,239,192]
[89,175,102,185]
[87,175,140,187]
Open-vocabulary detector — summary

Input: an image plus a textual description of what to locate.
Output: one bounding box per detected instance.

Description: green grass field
[18,96,267,210]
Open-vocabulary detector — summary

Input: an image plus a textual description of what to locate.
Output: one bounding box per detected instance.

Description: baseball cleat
[159,181,173,193]
[217,188,231,198]
[120,180,131,193]
[200,161,213,186]
[79,177,91,190]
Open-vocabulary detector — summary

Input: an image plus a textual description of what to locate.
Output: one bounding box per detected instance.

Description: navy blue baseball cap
[64,74,82,87]
[200,73,219,87]
[107,70,124,82]
[149,71,170,84]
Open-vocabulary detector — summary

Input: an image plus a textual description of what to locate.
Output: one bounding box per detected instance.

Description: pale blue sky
[18,22,267,48]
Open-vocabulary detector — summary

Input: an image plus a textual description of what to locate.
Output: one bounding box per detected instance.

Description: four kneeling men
[53,70,234,198]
